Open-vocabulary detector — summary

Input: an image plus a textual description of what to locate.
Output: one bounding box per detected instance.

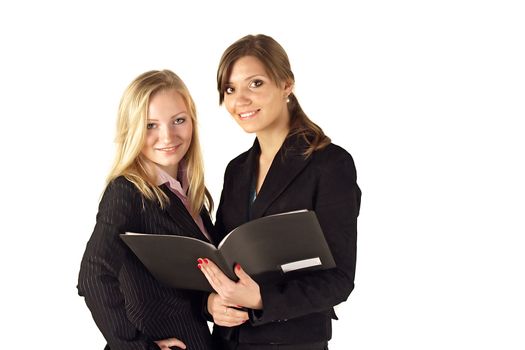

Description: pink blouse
[155,164,211,242]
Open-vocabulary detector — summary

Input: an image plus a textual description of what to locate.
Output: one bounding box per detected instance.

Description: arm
[202,151,361,325]
[253,152,360,324]
[77,179,159,350]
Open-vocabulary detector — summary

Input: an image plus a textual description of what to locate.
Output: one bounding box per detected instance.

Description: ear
[283,80,294,98]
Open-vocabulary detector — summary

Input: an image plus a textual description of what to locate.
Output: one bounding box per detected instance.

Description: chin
[239,125,259,134]
[158,158,181,167]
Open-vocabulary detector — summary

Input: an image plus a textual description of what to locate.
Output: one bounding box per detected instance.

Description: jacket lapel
[230,139,261,223]
[250,135,312,219]
[161,184,209,241]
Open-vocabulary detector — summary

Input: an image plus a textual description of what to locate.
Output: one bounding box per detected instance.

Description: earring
[286,96,290,103]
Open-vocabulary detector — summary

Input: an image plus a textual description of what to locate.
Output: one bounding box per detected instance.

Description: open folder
[120,210,336,292]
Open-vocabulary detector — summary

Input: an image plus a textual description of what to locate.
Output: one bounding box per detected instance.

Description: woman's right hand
[207,292,249,327]
[154,337,186,349]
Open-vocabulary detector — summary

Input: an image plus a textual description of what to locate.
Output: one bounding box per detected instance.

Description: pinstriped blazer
[78,176,215,350]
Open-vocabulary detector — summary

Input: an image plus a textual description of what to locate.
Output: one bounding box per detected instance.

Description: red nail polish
[236,264,241,271]
[197,258,203,264]
[197,264,202,269]
[204,258,209,264]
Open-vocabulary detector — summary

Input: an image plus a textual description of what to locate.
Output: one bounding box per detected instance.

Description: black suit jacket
[78,176,214,350]
[213,134,361,344]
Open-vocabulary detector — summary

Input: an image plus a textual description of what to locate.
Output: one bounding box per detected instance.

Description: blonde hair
[107,70,213,215]
[217,34,330,156]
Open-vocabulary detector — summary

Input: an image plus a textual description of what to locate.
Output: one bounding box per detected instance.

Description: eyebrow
[147,111,188,121]
[226,74,265,84]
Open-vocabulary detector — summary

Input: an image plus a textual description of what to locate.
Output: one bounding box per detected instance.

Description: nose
[159,124,174,144]
[234,88,251,107]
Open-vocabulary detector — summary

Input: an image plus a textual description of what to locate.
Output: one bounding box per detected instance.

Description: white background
[1,1,524,349]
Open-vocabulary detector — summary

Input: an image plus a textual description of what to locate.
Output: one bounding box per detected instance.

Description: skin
[154,337,187,349]
[199,55,293,322]
[141,88,193,178]
[223,55,292,193]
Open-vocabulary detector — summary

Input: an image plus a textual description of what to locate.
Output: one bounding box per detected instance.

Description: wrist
[250,287,263,310]
[207,293,216,315]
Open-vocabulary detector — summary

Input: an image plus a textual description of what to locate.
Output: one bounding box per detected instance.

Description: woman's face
[141,88,193,178]
[223,55,291,136]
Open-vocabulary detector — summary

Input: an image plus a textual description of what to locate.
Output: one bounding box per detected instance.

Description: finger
[154,337,187,349]
[221,301,247,315]
[155,339,169,347]
[199,262,220,292]
[214,317,246,327]
[215,318,247,327]
[213,316,248,327]
[203,258,230,282]
[223,305,249,322]
[201,258,231,290]
[202,262,221,290]
[208,293,228,317]
[212,311,248,327]
[209,298,248,322]
[202,258,222,280]
[226,308,249,321]
[157,338,185,350]
[233,263,252,283]
[199,259,227,293]
[198,258,217,285]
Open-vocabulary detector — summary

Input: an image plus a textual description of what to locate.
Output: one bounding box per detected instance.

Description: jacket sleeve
[251,151,361,325]
[77,179,159,350]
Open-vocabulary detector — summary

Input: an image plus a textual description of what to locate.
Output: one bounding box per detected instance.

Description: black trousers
[215,338,328,350]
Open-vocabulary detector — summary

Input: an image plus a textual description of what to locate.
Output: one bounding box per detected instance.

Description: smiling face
[141,88,193,178]
[223,55,292,137]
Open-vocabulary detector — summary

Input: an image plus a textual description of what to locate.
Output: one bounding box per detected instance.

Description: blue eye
[146,123,157,129]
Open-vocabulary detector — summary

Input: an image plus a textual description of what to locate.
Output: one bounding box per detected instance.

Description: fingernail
[236,263,241,271]
[204,258,209,264]
[197,264,202,269]
[197,258,204,264]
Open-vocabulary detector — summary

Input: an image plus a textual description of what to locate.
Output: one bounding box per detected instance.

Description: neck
[143,159,179,182]
[256,126,289,163]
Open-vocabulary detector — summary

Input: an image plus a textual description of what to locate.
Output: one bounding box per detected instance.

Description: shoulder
[99,176,145,212]
[223,148,251,176]
[104,176,141,198]
[308,143,359,182]
[228,149,251,167]
[313,142,356,166]
[95,176,152,229]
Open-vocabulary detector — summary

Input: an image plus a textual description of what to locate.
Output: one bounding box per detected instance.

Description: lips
[238,109,260,120]
[155,145,179,152]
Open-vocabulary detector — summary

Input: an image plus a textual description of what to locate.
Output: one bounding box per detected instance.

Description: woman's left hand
[198,258,263,309]
[154,337,186,349]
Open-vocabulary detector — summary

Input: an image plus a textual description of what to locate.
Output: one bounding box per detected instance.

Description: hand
[198,258,263,309]
[154,337,186,349]
[207,292,249,327]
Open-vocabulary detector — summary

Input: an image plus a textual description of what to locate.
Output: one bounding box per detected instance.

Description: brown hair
[217,34,330,156]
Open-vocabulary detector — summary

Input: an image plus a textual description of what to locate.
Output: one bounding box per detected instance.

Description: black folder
[120,210,336,292]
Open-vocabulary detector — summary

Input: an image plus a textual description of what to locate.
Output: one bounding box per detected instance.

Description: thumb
[234,263,251,281]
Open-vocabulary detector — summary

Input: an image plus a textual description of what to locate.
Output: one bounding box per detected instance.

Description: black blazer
[78,176,214,350]
[213,134,361,344]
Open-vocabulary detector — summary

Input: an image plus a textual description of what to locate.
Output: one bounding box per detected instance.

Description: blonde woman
[78,70,247,350]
